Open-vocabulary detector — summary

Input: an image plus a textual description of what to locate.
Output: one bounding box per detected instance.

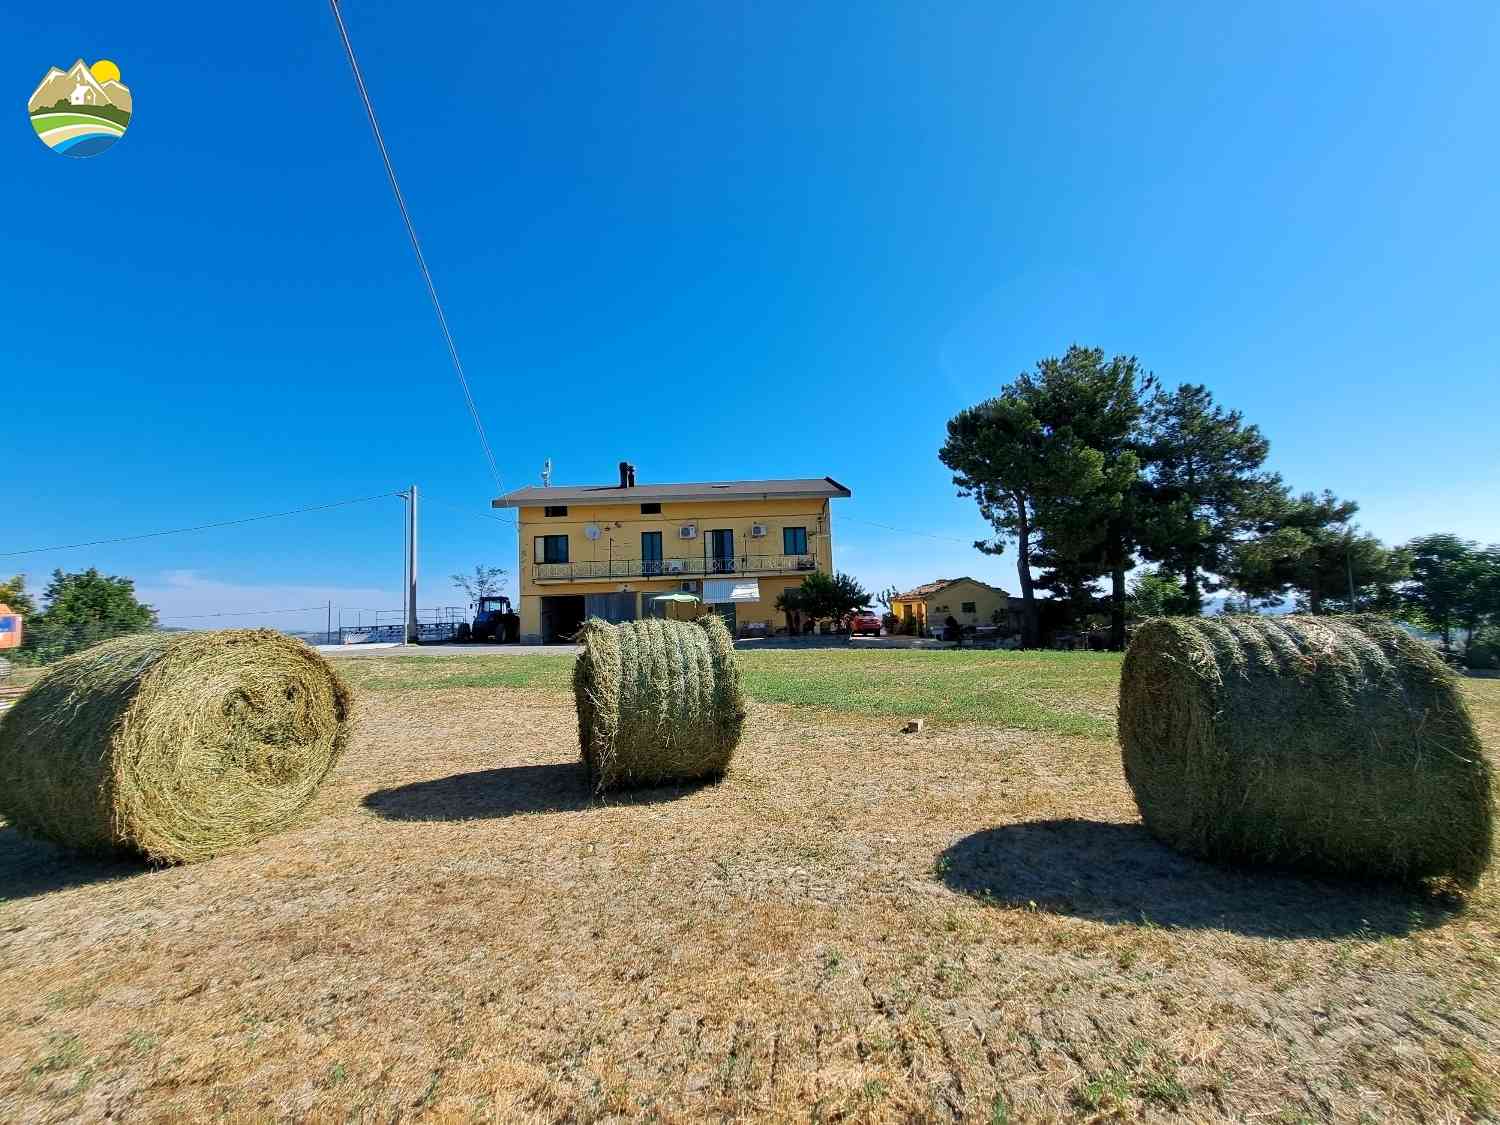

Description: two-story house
[494,465,852,643]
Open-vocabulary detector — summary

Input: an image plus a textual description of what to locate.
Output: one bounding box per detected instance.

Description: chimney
[619,461,630,489]
[627,463,637,487]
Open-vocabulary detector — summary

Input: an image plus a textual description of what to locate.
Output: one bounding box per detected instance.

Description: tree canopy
[1399,535,1499,649]
[0,575,37,618]
[941,345,1150,647]
[1135,383,1281,613]
[450,565,508,601]
[18,568,157,664]
[939,345,1490,647]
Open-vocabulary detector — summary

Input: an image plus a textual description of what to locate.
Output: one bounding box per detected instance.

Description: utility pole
[402,484,420,644]
[326,600,332,645]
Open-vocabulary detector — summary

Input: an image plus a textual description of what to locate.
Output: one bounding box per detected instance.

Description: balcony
[533,554,818,583]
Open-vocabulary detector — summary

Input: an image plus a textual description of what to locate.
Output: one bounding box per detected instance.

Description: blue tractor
[460,595,520,644]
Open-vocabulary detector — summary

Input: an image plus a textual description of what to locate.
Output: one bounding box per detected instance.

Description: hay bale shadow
[939,819,1461,940]
[0,826,143,901]
[362,761,715,822]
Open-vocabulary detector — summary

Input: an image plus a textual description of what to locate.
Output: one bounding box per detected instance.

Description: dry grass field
[1,650,1497,1123]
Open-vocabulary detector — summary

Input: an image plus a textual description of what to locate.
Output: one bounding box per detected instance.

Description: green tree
[1126,567,1195,620]
[941,345,1151,649]
[450,564,508,601]
[1399,534,1488,649]
[0,574,37,617]
[791,571,871,632]
[1024,348,1153,650]
[1135,384,1281,613]
[1476,545,1500,638]
[20,568,157,664]
[774,586,806,634]
[1227,492,1405,615]
[940,389,1049,646]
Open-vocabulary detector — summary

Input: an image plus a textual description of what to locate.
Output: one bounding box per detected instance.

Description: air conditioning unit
[678,524,697,539]
[680,579,699,592]
[666,559,685,574]
[750,523,767,538]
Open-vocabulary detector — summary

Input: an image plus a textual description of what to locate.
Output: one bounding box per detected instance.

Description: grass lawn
[345,648,1123,738]
[0,651,1496,1121]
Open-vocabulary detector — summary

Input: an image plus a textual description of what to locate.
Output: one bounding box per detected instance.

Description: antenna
[541,458,552,487]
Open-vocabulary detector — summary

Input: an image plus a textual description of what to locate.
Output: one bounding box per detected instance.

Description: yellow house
[494,465,852,643]
[888,577,1013,635]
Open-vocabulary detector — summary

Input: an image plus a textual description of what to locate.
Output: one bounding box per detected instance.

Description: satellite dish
[584,524,601,540]
[541,458,553,487]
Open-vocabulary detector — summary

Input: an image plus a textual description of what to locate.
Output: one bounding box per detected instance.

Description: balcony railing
[534,554,818,582]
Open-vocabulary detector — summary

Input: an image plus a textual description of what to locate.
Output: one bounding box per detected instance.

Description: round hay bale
[574,614,745,792]
[1119,615,1493,885]
[0,629,353,863]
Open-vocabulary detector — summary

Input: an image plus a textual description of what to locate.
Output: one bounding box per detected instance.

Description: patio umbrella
[651,592,701,620]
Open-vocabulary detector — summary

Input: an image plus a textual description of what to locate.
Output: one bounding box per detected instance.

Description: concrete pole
[404,484,420,644]
[400,489,410,644]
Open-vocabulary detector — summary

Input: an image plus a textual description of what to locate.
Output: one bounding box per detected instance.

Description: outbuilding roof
[494,477,851,508]
[892,576,1010,601]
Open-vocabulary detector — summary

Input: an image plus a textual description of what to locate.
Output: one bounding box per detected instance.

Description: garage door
[584,592,638,624]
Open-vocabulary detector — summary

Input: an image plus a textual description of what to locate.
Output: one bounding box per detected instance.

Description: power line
[421,496,515,528]
[327,0,506,499]
[159,606,328,620]
[842,516,977,546]
[1,491,401,559]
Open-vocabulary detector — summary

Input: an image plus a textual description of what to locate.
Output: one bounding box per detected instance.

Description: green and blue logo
[28,59,132,157]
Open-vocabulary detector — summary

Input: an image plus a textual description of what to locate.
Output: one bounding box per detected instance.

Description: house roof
[494,476,852,508]
[893,576,1011,601]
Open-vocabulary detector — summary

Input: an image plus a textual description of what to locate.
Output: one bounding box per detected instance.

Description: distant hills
[28,59,132,116]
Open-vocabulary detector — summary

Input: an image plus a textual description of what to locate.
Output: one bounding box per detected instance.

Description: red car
[848,609,882,637]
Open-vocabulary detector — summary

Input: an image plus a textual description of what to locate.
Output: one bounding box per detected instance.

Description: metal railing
[534,554,818,582]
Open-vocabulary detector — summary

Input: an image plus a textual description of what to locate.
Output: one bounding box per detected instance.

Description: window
[640,502,661,515]
[641,531,663,575]
[534,535,568,564]
[961,601,976,614]
[543,505,568,518]
[783,526,808,555]
[707,528,735,572]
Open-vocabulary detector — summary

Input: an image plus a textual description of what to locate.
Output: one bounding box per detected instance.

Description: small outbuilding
[888,577,1017,635]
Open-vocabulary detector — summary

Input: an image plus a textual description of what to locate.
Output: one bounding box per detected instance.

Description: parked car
[848,609,882,637]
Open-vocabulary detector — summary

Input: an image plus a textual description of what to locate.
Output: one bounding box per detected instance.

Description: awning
[702,579,760,605]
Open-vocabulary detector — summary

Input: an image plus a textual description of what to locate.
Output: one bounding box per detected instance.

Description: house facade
[495,466,851,644]
[888,577,1014,635]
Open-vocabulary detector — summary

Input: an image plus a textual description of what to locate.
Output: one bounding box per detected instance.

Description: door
[707,529,735,573]
[584,592,638,625]
[641,530,663,576]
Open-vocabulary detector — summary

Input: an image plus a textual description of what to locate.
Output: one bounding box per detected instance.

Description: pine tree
[1135,384,1281,613]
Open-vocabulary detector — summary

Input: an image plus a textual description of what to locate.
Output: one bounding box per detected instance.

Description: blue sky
[5,2,1498,629]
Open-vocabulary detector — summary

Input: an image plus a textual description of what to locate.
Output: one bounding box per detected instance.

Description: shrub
[1464,629,1500,671]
